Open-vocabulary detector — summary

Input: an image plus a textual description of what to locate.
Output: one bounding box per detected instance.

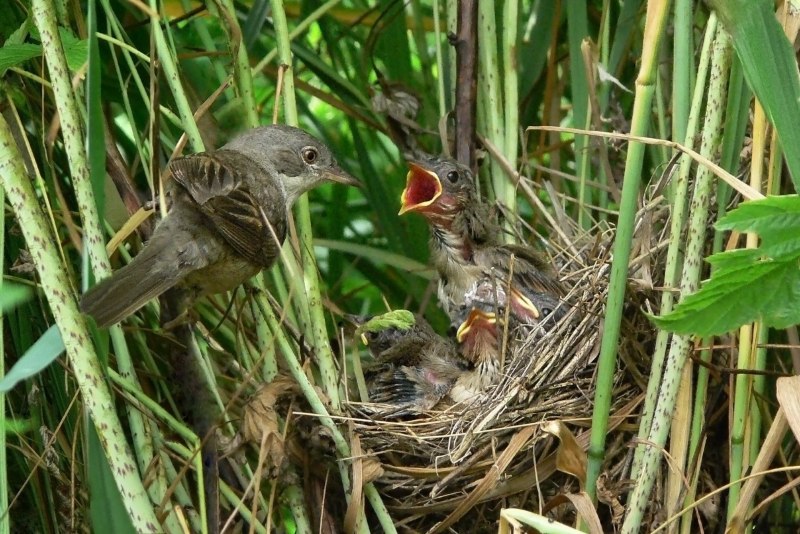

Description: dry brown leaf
[343,430,365,534]
[543,492,603,534]
[361,456,385,485]
[241,377,296,472]
[596,473,625,527]
[777,376,800,444]
[544,421,587,490]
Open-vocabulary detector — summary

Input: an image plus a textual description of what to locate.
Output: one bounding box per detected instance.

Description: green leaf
[650,256,800,336]
[59,27,88,71]
[314,238,434,279]
[88,424,136,534]
[0,282,33,313]
[709,0,800,191]
[0,325,64,392]
[716,195,800,257]
[0,43,41,72]
[716,194,800,232]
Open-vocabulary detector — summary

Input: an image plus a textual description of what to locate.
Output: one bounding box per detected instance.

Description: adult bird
[398,156,567,330]
[80,124,359,327]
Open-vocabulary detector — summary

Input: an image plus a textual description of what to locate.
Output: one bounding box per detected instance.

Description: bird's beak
[398,162,442,215]
[325,166,362,188]
[510,288,540,320]
[456,308,497,343]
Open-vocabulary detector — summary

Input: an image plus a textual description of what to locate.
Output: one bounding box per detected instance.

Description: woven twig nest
[344,196,668,530]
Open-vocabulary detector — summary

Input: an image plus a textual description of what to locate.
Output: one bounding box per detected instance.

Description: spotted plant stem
[621,29,732,533]
[0,112,159,532]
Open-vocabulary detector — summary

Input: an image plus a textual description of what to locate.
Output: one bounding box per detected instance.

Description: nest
[344,195,670,531]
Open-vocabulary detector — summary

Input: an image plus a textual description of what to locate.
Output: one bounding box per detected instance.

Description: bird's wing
[487,244,565,297]
[169,152,286,268]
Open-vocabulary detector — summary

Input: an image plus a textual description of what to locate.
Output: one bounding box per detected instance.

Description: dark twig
[453,0,478,171]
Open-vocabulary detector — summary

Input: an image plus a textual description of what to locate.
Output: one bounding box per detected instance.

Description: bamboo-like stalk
[621,28,732,533]
[147,0,203,152]
[565,2,590,228]
[32,0,170,526]
[502,0,520,175]
[477,1,511,215]
[630,13,718,480]
[0,112,160,531]
[252,0,343,76]
[672,0,693,156]
[0,135,7,534]
[585,0,672,502]
[266,4,394,532]
[269,0,341,409]
[727,99,768,520]
[218,0,258,128]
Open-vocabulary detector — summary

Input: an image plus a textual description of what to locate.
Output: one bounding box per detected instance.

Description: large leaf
[710,0,800,191]
[650,255,800,336]
[0,43,40,72]
[716,194,800,257]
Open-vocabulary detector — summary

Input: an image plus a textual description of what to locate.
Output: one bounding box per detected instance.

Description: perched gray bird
[80,125,359,327]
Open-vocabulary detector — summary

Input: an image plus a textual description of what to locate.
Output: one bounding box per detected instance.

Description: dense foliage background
[3,0,800,532]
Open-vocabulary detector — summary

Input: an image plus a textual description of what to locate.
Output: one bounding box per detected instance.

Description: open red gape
[456,308,497,343]
[399,163,442,214]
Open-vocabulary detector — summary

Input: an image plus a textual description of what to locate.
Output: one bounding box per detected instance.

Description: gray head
[222,124,360,204]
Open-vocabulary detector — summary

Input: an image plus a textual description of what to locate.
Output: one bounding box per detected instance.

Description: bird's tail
[80,244,185,328]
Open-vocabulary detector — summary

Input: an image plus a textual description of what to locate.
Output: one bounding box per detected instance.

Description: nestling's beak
[325,166,362,188]
[510,288,541,320]
[398,162,442,215]
[456,308,497,343]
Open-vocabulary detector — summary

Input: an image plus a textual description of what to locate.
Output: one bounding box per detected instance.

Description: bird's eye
[542,308,552,317]
[446,170,460,183]
[368,331,379,341]
[302,147,319,164]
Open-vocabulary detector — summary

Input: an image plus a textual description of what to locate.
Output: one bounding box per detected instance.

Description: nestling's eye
[446,170,460,183]
[302,147,319,164]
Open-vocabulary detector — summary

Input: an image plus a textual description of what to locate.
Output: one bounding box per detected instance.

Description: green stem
[477,1,512,216]
[147,0,203,152]
[0,123,7,534]
[585,0,671,502]
[621,28,732,534]
[0,110,159,532]
[630,13,718,478]
[269,0,341,408]
[218,0,258,127]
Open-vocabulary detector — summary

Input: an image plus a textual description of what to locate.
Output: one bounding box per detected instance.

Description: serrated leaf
[716,194,800,232]
[0,325,65,392]
[651,256,800,336]
[7,17,31,46]
[716,195,800,258]
[0,282,33,313]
